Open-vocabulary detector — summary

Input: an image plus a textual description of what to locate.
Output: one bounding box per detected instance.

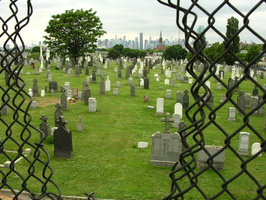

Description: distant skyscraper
[135,37,139,49]
[139,33,143,50]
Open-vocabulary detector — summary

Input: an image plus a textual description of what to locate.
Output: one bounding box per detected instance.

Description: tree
[107,49,120,60]
[44,9,106,64]
[162,44,187,61]
[224,16,240,65]
[245,44,263,64]
[113,44,124,54]
[31,46,40,53]
[204,42,224,63]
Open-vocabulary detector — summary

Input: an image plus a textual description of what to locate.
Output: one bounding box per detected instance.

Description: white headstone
[164,79,169,85]
[105,76,111,91]
[174,103,183,119]
[138,142,148,148]
[238,132,250,156]
[156,98,164,115]
[88,98,97,113]
[251,143,262,156]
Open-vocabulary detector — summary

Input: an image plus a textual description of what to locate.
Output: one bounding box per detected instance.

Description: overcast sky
[0,0,265,46]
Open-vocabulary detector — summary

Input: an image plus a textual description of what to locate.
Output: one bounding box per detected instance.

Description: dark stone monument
[176,91,183,104]
[60,91,68,111]
[49,81,58,92]
[32,79,39,97]
[83,88,91,105]
[92,69,97,83]
[39,114,50,140]
[54,103,63,127]
[252,86,258,96]
[237,91,246,114]
[183,90,189,110]
[54,116,73,159]
[144,77,149,89]
[75,65,80,77]
[118,68,122,78]
[130,84,136,97]
[100,76,106,95]
[85,66,89,75]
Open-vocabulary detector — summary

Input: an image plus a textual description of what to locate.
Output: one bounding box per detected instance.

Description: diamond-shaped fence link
[158,0,265,199]
[0,1,63,199]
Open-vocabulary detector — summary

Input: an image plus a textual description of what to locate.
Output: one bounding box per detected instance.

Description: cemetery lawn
[1,61,265,200]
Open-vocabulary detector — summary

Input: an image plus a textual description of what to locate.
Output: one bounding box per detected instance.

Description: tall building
[139,33,143,50]
[135,37,139,49]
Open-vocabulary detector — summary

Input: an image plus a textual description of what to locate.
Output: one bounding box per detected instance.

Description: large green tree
[44,9,106,64]
[245,44,263,64]
[224,16,240,65]
[204,42,224,63]
[163,44,187,61]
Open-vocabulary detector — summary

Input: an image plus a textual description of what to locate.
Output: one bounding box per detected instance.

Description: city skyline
[1,1,265,48]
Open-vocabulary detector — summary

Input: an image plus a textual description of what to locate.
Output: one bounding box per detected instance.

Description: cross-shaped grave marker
[160,112,175,133]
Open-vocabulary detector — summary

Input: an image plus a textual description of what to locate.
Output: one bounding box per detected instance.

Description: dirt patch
[32,97,60,107]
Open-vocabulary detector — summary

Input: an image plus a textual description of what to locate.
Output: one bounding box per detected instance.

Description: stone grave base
[150,160,178,167]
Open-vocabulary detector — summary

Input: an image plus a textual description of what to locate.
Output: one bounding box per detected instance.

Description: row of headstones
[150,113,263,168]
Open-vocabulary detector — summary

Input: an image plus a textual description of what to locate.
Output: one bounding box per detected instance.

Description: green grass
[0,60,265,199]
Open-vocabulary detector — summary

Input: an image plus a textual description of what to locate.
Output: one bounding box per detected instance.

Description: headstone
[54,103,63,127]
[251,143,262,156]
[138,142,148,148]
[49,81,58,92]
[54,116,73,159]
[28,88,33,97]
[105,76,111,91]
[150,113,182,167]
[197,145,225,170]
[116,81,121,88]
[252,86,258,96]
[40,90,45,97]
[228,107,236,121]
[72,88,78,98]
[165,90,171,99]
[251,96,259,115]
[30,101,37,109]
[238,132,250,156]
[216,83,222,90]
[39,114,50,140]
[183,90,189,110]
[237,91,246,114]
[156,98,164,115]
[143,95,149,103]
[174,103,183,119]
[88,98,97,113]
[82,87,90,105]
[61,91,68,111]
[32,79,39,97]
[130,84,136,97]
[164,79,169,85]
[75,65,80,77]
[100,77,106,95]
[172,114,181,128]
[144,77,149,89]
[113,88,119,96]
[77,116,84,132]
[176,91,183,104]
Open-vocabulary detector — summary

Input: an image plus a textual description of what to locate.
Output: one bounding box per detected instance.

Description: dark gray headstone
[176,91,183,104]
[39,114,50,140]
[54,103,63,127]
[49,81,58,92]
[130,84,136,97]
[32,79,39,97]
[54,116,73,159]
[144,77,149,89]
[60,92,68,111]
[100,77,106,95]
[237,91,246,114]
[183,90,189,110]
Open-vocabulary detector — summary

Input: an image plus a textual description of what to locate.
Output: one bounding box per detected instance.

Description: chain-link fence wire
[158,0,266,199]
[0,1,63,199]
